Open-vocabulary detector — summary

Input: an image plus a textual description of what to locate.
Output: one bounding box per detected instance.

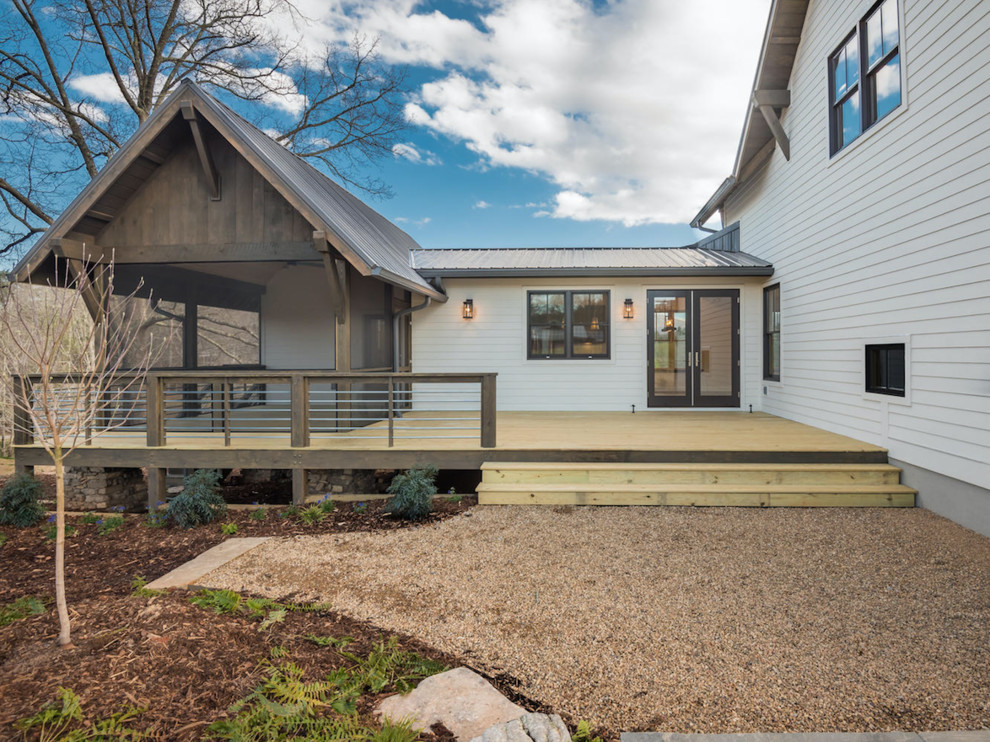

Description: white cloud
[392,141,442,166]
[270,0,772,225]
[473,200,491,209]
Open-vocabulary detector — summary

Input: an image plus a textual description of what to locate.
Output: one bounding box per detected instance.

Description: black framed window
[527,290,609,359]
[865,343,905,396]
[763,284,780,381]
[829,0,901,155]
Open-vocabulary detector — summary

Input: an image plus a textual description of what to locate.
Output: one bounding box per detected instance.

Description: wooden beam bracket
[181,100,221,201]
[752,91,791,161]
[313,230,348,322]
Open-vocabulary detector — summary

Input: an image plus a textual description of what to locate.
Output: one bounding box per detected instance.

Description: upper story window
[527,290,609,359]
[829,0,902,155]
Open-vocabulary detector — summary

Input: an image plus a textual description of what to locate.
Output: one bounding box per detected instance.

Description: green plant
[445,494,462,503]
[572,720,604,742]
[131,576,164,598]
[318,494,336,514]
[220,522,239,536]
[0,473,45,527]
[1,595,46,626]
[0,533,7,549]
[190,589,242,615]
[249,506,267,521]
[45,520,77,541]
[98,514,125,536]
[299,505,326,526]
[385,465,437,521]
[82,512,100,525]
[341,637,447,694]
[14,687,146,740]
[306,634,355,649]
[167,469,227,529]
[353,501,368,513]
[280,504,300,518]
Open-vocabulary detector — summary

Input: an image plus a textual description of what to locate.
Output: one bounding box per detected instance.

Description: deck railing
[16,371,497,449]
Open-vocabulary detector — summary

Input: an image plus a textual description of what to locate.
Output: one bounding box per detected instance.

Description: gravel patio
[201,507,990,736]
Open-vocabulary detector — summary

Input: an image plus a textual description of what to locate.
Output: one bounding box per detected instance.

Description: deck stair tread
[477,483,916,494]
[477,460,916,507]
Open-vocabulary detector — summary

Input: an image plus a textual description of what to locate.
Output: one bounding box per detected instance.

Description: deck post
[292,468,308,506]
[480,373,497,448]
[146,374,164,447]
[148,467,167,512]
[290,374,310,448]
[387,376,394,447]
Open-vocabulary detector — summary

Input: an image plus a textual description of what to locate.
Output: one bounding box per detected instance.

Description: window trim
[526,289,611,360]
[828,0,902,156]
[763,283,781,382]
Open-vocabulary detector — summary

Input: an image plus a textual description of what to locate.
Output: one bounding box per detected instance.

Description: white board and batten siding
[723,0,990,492]
[410,276,766,412]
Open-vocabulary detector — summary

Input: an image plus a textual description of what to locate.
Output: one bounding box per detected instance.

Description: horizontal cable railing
[147,371,496,448]
[15,371,496,449]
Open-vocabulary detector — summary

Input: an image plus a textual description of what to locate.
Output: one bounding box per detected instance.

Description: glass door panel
[694,291,738,406]
[648,291,691,407]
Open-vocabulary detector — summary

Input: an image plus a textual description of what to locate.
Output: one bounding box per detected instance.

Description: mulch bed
[0,493,539,741]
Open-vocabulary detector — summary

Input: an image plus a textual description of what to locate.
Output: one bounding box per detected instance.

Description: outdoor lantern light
[623,298,634,319]
[664,315,677,332]
[462,299,474,319]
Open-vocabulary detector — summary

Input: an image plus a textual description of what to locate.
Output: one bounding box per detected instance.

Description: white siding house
[694,0,990,532]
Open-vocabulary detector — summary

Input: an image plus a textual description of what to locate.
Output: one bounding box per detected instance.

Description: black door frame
[647,288,740,408]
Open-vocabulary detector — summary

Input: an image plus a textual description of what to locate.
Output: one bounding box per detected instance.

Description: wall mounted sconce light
[623,298,635,319]
[462,298,474,319]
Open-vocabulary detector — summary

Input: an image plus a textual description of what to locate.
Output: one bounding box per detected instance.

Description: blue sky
[334,0,772,249]
[11,0,772,256]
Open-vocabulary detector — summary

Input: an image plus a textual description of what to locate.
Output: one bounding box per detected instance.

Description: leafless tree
[0,0,407,253]
[0,257,167,647]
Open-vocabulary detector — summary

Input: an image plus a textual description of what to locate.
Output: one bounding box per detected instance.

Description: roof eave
[414,266,774,279]
[690,176,737,229]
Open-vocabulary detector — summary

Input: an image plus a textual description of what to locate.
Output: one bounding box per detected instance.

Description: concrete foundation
[893,457,990,539]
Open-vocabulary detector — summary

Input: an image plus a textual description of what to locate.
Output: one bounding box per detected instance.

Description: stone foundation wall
[307,469,392,496]
[64,467,147,512]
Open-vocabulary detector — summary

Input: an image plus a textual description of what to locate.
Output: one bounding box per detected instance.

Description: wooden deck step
[477,461,916,507]
[480,462,903,486]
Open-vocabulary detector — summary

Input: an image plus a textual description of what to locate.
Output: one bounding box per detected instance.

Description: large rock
[471,713,572,742]
[377,667,525,740]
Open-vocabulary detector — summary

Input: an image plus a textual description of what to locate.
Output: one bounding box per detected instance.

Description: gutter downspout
[392,295,433,371]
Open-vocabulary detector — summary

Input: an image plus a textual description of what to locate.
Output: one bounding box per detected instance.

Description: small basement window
[865,343,905,396]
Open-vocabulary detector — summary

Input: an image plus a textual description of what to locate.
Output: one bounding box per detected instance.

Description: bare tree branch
[0,0,408,255]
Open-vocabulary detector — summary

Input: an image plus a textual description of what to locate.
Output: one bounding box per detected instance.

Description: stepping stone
[145,537,270,590]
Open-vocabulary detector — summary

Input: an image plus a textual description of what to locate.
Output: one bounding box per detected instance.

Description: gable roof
[691,0,810,228]
[12,79,445,301]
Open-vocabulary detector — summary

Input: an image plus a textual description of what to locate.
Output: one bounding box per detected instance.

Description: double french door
[647,289,740,408]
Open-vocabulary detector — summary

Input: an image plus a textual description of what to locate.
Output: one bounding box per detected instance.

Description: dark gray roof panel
[410,247,773,277]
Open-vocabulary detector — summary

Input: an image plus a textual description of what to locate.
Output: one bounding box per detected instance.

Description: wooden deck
[14,411,888,469]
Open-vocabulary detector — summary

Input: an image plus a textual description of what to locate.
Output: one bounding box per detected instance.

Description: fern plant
[385,465,437,521]
[167,469,227,529]
[0,472,45,527]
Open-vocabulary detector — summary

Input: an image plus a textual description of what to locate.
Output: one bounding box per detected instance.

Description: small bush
[249,506,267,521]
[44,521,77,541]
[385,465,437,521]
[220,522,238,535]
[299,505,325,526]
[168,469,227,529]
[98,512,125,536]
[0,473,45,528]
[318,494,336,514]
[82,512,101,525]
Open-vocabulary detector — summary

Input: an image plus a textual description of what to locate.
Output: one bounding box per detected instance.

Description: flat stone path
[622,733,990,742]
[146,537,269,590]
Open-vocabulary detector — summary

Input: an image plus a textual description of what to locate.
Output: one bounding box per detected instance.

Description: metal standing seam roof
[409,247,773,277]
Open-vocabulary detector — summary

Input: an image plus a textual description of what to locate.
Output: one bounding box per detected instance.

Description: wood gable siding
[98,126,313,249]
[723,0,990,489]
